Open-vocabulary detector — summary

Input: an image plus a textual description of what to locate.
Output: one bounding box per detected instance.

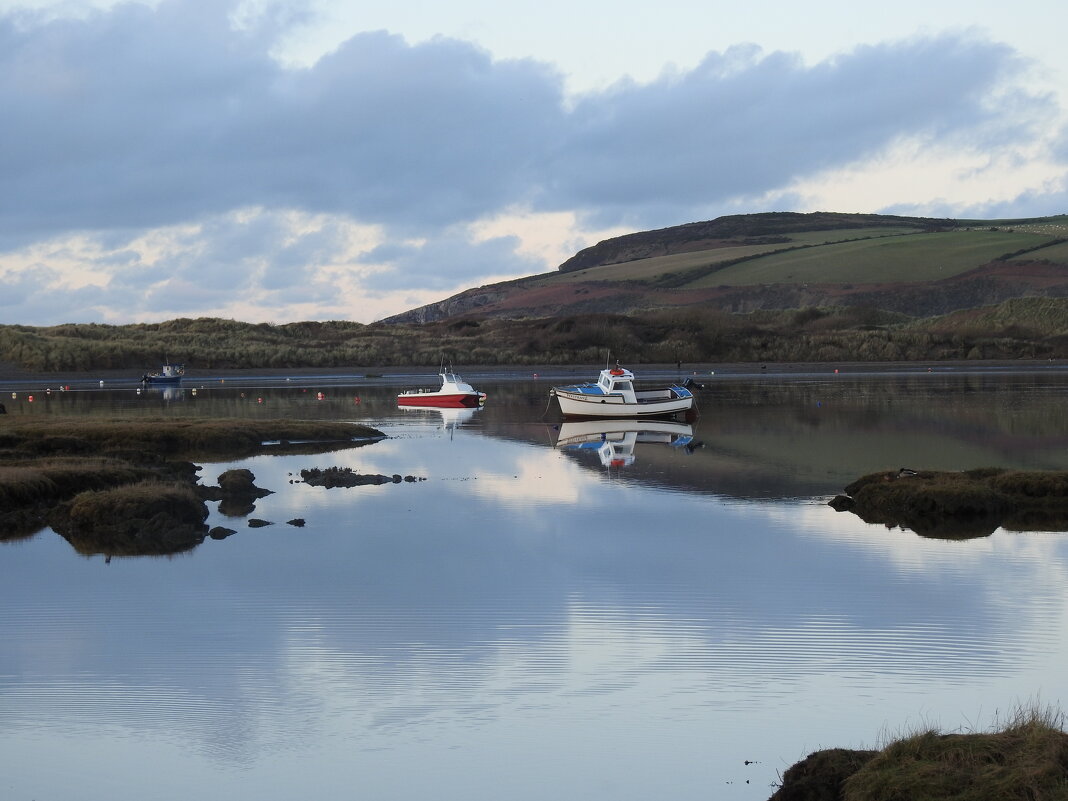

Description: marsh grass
[842,705,1068,801]
[53,481,209,556]
[0,417,385,545]
[773,704,1068,801]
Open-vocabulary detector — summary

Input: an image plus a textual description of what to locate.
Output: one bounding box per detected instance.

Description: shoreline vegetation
[0,417,384,551]
[1,296,1067,377]
[770,704,1068,801]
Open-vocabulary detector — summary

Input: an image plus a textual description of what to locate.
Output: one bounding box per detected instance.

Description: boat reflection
[554,419,694,469]
[398,403,482,433]
[139,385,185,402]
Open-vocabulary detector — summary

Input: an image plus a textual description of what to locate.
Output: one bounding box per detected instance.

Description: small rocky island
[829,467,1068,538]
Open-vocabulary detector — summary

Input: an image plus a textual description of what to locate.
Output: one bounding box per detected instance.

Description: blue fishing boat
[140,363,185,385]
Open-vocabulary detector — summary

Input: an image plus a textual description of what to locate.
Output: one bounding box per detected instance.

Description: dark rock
[247,518,272,528]
[769,748,877,801]
[198,468,273,517]
[218,469,257,494]
[828,495,854,511]
[209,526,237,540]
[286,518,306,527]
[300,466,420,488]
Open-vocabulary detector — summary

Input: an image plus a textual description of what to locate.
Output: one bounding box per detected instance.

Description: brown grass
[52,481,209,556]
[843,706,1068,801]
[773,705,1068,801]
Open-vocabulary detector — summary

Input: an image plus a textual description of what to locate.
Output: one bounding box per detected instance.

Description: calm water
[3,365,1068,800]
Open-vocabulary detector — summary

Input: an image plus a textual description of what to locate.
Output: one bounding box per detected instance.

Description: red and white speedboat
[397,369,487,408]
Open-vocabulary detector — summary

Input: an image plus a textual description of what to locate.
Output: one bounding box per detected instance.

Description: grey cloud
[542,37,1046,228]
[0,1,564,242]
[0,271,122,325]
[0,2,1050,245]
[361,231,544,291]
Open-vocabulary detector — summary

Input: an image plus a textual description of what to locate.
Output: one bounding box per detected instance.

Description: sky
[1,0,1066,327]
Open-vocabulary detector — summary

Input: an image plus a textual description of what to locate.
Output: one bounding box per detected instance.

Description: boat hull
[551,388,693,418]
[396,392,485,408]
[143,375,182,385]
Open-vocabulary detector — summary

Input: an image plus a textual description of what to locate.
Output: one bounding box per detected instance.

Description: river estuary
[2,364,1068,800]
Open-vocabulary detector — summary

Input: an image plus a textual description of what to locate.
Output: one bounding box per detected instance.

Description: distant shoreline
[2,358,1067,389]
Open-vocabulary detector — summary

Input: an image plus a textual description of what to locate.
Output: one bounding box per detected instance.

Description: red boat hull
[397,393,484,408]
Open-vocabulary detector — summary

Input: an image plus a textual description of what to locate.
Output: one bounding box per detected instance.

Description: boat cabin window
[611,381,633,393]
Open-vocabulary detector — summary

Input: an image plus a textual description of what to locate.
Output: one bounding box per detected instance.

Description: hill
[4,212,1068,374]
[384,212,1068,323]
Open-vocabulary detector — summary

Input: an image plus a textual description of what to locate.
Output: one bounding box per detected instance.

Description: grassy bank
[771,705,1068,801]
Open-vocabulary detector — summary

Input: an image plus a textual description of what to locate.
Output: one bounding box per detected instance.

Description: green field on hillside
[684,229,1056,288]
[1012,240,1068,263]
[549,226,924,285]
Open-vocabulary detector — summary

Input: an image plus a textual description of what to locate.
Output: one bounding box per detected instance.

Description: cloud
[0,0,1061,325]
[360,229,545,291]
[0,1,565,243]
[543,37,1049,228]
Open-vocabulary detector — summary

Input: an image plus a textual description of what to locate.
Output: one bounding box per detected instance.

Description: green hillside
[548,226,924,285]
[1015,239,1068,262]
[685,229,1057,287]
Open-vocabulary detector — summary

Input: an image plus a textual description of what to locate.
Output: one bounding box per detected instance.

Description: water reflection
[554,418,695,469]
[397,403,481,434]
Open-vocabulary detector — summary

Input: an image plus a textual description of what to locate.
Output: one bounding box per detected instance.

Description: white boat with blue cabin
[549,363,695,418]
